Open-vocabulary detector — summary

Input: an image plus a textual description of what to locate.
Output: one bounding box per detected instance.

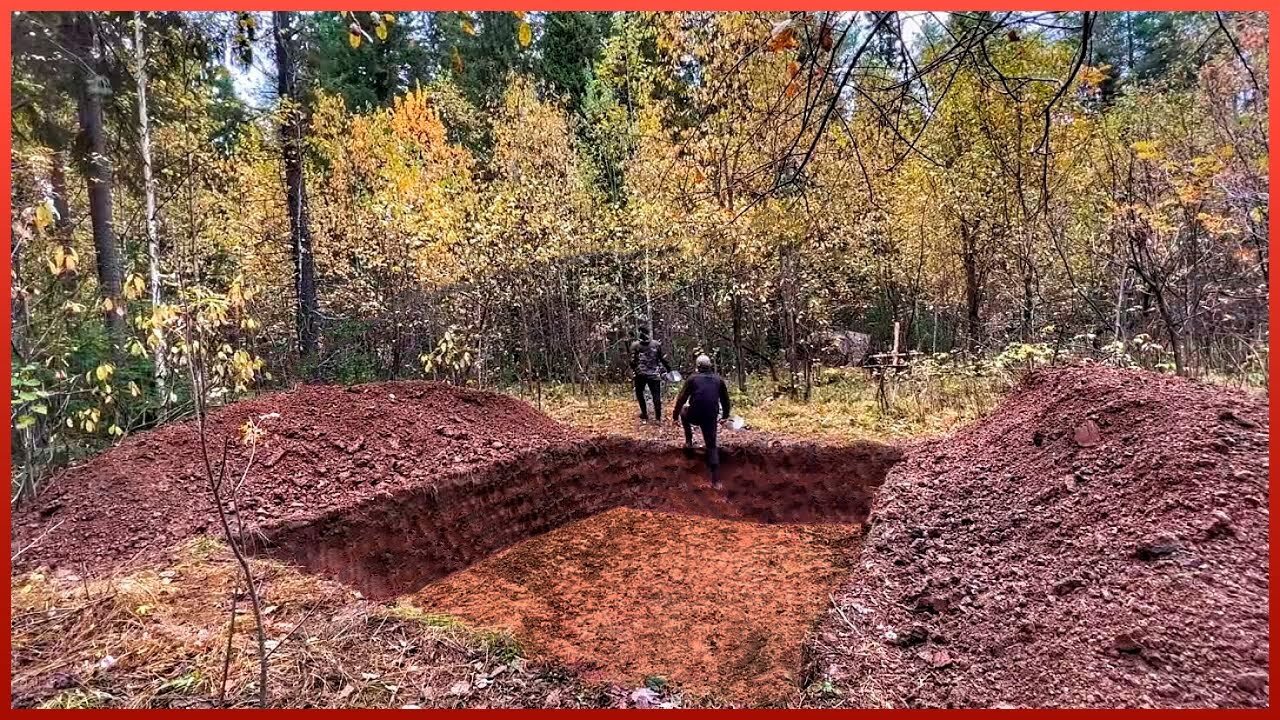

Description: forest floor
[9,366,1271,708]
[539,366,1011,442]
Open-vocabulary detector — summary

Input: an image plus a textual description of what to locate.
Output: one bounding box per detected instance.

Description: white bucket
[728,415,745,431]
[663,370,682,383]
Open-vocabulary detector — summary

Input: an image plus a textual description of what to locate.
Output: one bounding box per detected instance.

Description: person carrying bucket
[630,325,673,422]
[672,354,732,489]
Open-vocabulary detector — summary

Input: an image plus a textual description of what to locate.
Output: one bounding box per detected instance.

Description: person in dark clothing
[672,354,732,489]
[629,325,672,422]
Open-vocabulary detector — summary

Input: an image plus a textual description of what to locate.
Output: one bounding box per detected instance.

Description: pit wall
[259,437,902,598]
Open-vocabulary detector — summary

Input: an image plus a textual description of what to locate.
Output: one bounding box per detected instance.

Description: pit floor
[412,507,862,703]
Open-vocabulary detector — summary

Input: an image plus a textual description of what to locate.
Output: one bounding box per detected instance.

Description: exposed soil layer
[816,367,1270,708]
[11,382,582,575]
[260,439,901,598]
[11,368,1270,709]
[415,507,859,703]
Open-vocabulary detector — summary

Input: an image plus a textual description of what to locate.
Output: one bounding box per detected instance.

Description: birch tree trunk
[134,12,167,392]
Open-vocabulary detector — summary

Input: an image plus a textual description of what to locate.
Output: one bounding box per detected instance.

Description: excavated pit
[259,437,901,700]
[261,437,901,599]
[259,435,901,696]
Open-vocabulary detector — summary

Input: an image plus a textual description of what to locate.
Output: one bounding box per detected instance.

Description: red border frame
[2,2,1278,9]
[1,3,1274,716]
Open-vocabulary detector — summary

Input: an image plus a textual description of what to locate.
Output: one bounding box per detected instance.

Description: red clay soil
[260,439,898,598]
[415,507,861,704]
[11,367,1271,709]
[815,366,1270,708]
[11,382,582,575]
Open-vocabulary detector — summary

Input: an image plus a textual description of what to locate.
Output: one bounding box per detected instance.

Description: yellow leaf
[376,23,388,41]
[349,31,362,49]
[102,297,115,312]
[513,11,525,20]
[95,363,114,383]
[136,604,153,616]
[461,18,475,35]
[383,13,396,24]
[34,201,54,233]
[48,246,64,275]
[517,21,532,48]
[124,274,145,300]
[1078,64,1110,89]
[1132,140,1162,162]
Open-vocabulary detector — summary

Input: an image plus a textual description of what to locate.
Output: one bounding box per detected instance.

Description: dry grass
[10,537,604,709]
[536,367,1012,443]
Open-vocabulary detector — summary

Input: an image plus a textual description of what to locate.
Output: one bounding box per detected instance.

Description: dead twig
[11,518,65,563]
[263,603,324,662]
[219,583,241,703]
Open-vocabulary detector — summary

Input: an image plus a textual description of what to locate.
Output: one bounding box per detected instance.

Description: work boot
[710,466,722,490]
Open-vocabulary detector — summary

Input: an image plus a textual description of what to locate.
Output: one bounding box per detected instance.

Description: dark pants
[682,409,721,483]
[634,375,661,419]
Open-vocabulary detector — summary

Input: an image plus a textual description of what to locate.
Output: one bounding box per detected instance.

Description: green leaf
[16,415,36,429]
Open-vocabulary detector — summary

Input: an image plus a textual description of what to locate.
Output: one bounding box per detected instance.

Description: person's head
[638,325,650,341]
[696,354,713,371]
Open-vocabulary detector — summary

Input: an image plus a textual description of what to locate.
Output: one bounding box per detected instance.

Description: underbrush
[9,538,593,709]
[534,365,1014,442]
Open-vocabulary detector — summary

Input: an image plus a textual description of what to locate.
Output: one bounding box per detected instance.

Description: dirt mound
[415,507,859,704]
[817,367,1270,708]
[11,382,582,575]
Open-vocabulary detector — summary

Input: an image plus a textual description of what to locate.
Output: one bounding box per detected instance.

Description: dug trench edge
[255,436,905,599]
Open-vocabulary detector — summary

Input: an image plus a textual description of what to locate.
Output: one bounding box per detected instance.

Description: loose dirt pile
[416,507,859,704]
[817,367,1270,708]
[11,382,582,575]
[11,367,1270,708]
